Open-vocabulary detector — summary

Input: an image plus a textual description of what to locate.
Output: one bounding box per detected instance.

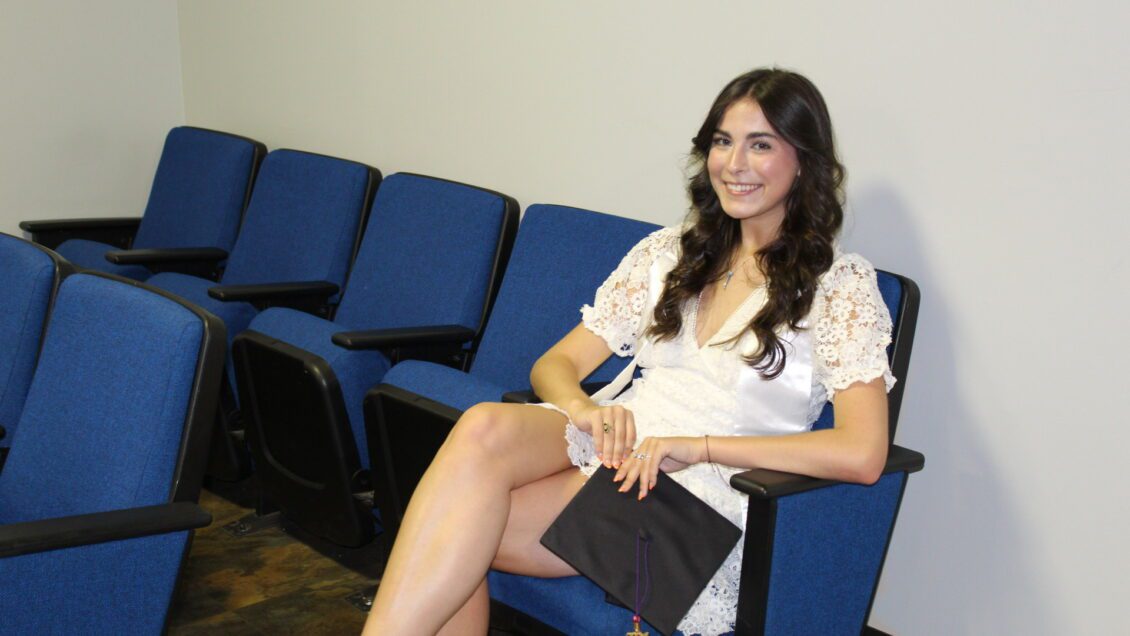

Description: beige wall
[0,0,184,235]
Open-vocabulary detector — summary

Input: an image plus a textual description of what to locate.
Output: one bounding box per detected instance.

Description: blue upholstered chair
[363,205,661,540]
[487,270,923,636]
[20,126,266,280]
[0,272,225,633]
[231,173,519,547]
[0,234,71,456]
[147,148,379,479]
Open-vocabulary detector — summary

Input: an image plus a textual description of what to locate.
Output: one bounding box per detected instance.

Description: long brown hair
[648,68,845,379]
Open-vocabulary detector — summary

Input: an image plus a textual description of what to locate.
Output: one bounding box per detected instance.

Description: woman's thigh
[491,467,588,578]
[444,402,573,488]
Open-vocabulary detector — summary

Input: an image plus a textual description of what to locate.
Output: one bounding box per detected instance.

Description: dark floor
[167,478,385,635]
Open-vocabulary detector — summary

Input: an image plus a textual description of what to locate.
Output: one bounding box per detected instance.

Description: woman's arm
[614,377,889,499]
[531,323,638,468]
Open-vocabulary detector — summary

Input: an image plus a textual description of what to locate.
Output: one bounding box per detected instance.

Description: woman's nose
[727,148,748,173]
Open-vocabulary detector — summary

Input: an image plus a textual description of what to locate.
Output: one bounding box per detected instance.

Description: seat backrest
[0,273,225,524]
[132,127,266,251]
[0,234,70,442]
[333,173,519,342]
[220,149,379,290]
[470,204,661,391]
[810,269,920,438]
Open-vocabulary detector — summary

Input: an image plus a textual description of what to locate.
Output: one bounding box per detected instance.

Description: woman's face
[707,98,799,235]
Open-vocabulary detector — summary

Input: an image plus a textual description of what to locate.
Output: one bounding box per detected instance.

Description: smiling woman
[363,68,892,636]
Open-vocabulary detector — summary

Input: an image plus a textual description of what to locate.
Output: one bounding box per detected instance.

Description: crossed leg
[364,402,587,635]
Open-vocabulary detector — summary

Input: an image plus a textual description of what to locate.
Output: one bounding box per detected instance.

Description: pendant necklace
[722,254,756,290]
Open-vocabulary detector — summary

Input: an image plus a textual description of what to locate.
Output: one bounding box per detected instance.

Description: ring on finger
[602,422,612,434]
[632,452,651,460]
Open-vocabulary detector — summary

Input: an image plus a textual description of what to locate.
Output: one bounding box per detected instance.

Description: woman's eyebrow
[714,129,779,140]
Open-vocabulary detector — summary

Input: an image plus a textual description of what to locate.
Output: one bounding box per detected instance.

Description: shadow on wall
[843,184,1067,634]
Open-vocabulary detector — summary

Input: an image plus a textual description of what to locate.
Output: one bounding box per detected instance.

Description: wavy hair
[648,68,845,379]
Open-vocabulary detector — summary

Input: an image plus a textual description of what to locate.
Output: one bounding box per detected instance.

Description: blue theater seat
[364,205,661,540]
[0,233,71,455]
[232,173,519,547]
[146,148,378,479]
[21,126,265,280]
[0,272,225,633]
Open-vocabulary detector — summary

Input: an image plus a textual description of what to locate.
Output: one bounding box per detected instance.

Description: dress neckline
[688,286,765,350]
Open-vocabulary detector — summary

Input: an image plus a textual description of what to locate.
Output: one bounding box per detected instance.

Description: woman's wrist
[564,396,596,428]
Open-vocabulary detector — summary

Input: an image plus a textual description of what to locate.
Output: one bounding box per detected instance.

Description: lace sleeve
[812,253,896,398]
[580,226,681,357]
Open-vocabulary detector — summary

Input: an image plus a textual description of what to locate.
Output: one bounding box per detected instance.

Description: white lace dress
[546,226,895,636]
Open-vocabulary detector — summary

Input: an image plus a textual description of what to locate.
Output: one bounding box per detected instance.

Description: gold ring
[602,422,612,434]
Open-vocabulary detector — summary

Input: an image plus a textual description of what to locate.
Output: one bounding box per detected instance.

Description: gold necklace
[722,254,757,289]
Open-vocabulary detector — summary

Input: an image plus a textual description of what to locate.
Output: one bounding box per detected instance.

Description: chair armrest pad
[331,325,475,350]
[207,281,339,302]
[501,382,610,404]
[730,445,925,499]
[0,501,211,558]
[105,247,229,265]
[19,217,141,233]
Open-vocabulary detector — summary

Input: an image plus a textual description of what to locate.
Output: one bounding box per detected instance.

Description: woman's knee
[447,402,526,457]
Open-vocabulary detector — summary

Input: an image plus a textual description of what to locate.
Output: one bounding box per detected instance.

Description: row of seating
[0,233,223,632]
[9,126,925,634]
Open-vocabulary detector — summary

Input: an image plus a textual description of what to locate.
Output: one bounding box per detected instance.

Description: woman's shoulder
[618,225,682,268]
[635,225,683,254]
[817,251,879,294]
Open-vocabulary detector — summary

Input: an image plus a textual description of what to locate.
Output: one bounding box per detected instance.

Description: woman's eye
[711,136,730,147]
[752,141,772,151]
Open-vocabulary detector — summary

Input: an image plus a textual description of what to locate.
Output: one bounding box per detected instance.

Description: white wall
[0,0,184,235]
[168,2,1126,633]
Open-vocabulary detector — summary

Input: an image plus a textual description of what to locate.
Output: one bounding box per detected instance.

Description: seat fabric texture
[465,205,661,392]
[380,205,661,411]
[0,275,201,521]
[381,360,509,413]
[0,234,58,443]
[245,173,512,468]
[55,126,259,279]
[0,273,207,633]
[215,149,373,296]
[148,148,373,382]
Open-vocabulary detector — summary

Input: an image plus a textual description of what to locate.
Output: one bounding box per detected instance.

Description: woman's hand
[613,436,708,500]
[567,400,636,469]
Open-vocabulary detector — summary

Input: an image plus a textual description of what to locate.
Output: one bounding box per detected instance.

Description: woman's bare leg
[363,403,574,635]
[435,467,589,634]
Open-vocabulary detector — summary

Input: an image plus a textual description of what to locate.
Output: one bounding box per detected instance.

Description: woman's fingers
[623,412,636,462]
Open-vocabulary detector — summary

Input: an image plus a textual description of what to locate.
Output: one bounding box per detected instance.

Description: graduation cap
[541,465,742,635]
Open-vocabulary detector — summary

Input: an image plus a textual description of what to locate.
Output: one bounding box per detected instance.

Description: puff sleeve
[811,253,896,398]
[580,226,681,357]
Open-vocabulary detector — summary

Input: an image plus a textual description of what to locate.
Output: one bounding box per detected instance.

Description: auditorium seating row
[7,126,924,635]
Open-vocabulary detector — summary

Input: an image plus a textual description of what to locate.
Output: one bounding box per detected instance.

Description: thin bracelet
[704,434,713,463]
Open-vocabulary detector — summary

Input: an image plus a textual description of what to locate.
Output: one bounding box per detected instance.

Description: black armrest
[207,281,340,314]
[331,325,475,350]
[501,382,610,404]
[730,444,925,499]
[106,247,228,265]
[0,501,211,558]
[19,217,141,233]
[208,281,339,302]
[19,217,142,250]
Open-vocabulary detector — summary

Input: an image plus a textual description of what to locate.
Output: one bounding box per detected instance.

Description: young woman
[363,68,894,636]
